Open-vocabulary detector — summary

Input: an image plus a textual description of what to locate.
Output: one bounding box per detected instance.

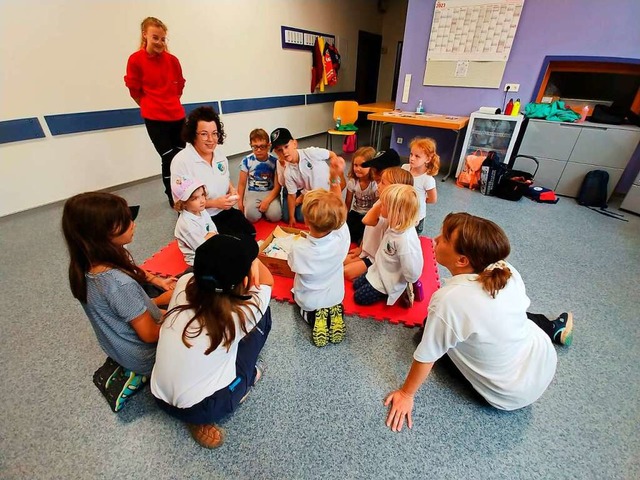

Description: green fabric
[523,101,581,122]
[337,123,358,131]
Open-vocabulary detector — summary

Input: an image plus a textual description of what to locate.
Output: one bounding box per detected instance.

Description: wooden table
[359,102,396,145]
[358,101,395,113]
[367,111,469,180]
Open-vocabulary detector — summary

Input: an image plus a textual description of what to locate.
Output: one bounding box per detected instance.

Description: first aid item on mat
[413,280,424,302]
[494,155,539,201]
[258,226,308,278]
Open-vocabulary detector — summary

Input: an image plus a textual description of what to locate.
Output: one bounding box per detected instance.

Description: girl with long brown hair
[385,212,573,432]
[151,234,273,448]
[62,192,176,411]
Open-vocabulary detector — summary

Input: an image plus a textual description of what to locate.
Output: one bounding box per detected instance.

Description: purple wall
[393,0,640,192]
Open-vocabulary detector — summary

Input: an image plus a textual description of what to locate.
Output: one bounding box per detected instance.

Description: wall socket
[504,83,520,92]
[396,137,403,144]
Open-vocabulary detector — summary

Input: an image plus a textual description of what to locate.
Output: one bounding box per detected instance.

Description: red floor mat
[141,219,440,328]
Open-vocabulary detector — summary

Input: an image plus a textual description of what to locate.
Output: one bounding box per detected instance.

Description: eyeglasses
[251,144,269,151]
[197,131,221,140]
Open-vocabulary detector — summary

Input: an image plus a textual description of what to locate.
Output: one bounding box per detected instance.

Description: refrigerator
[455,112,525,178]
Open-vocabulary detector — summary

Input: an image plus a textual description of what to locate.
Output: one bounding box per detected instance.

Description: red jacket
[124,49,185,121]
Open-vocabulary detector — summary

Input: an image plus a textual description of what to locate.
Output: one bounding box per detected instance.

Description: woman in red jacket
[125,17,186,206]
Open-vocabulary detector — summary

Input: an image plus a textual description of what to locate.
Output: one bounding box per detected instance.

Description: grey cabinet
[620,171,640,214]
[518,119,640,199]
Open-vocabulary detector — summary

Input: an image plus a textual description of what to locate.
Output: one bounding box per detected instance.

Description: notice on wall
[427,0,524,62]
[423,0,524,88]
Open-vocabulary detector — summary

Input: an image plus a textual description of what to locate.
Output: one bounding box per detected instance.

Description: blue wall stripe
[221,95,305,114]
[45,108,144,136]
[306,91,356,105]
[44,101,220,137]
[0,118,46,144]
[2,92,354,143]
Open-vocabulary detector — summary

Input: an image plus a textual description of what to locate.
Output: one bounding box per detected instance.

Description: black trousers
[144,118,185,204]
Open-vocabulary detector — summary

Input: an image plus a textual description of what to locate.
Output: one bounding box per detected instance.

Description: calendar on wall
[424,0,525,88]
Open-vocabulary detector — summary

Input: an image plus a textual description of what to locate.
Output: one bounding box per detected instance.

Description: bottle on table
[336,116,341,129]
[416,99,424,114]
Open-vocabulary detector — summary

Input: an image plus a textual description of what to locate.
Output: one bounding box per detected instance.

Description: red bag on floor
[343,134,357,153]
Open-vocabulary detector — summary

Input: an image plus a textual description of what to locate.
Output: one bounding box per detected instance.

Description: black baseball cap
[361,149,401,170]
[193,234,259,294]
[270,128,294,151]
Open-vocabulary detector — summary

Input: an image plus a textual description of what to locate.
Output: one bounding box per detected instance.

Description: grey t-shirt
[82,269,160,375]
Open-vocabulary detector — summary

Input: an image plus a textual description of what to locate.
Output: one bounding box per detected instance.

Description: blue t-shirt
[82,269,160,375]
[240,153,277,192]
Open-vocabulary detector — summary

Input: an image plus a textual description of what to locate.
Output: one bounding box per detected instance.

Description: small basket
[495,155,539,201]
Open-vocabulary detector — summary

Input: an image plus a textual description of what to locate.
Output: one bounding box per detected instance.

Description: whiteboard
[423,0,524,88]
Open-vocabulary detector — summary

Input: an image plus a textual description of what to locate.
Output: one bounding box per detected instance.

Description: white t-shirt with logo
[414,263,557,410]
[284,147,331,194]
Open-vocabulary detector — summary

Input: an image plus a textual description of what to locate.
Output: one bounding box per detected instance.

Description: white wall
[376,0,408,102]
[0,0,383,216]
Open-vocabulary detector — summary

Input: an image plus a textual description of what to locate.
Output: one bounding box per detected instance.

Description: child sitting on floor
[344,166,414,281]
[237,128,282,223]
[401,137,439,234]
[345,146,377,244]
[353,184,423,308]
[288,188,350,347]
[173,175,218,266]
[270,127,346,226]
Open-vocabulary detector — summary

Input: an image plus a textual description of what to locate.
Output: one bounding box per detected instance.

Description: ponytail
[442,213,512,298]
[476,260,511,299]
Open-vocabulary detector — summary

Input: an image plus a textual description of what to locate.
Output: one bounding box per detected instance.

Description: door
[391,41,403,102]
[355,31,382,105]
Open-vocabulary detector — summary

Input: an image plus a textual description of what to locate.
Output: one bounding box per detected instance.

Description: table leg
[442,127,464,182]
[376,122,384,151]
[369,120,377,147]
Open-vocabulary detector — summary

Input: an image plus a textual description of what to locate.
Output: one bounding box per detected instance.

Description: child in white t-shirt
[344,166,413,281]
[288,188,350,347]
[401,137,440,234]
[270,127,346,226]
[353,184,423,307]
[345,146,377,244]
[172,175,218,266]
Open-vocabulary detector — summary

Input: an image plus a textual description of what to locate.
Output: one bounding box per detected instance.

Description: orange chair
[326,100,358,151]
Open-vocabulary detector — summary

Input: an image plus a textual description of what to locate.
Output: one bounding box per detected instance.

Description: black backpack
[577,170,627,221]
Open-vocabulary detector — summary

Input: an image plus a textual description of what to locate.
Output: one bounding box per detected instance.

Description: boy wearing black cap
[270,127,346,226]
[151,234,273,448]
[361,148,402,183]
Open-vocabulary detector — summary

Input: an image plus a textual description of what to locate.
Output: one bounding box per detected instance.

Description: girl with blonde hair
[352,184,423,307]
[125,16,186,206]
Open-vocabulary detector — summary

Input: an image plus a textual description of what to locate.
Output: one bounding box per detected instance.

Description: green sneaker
[104,368,148,412]
[312,308,329,347]
[551,312,574,346]
[329,304,345,344]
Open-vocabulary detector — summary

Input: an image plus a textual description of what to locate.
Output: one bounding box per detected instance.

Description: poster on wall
[424,0,524,88]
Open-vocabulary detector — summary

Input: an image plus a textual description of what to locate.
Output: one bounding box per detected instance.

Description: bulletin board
[423,0,524,88]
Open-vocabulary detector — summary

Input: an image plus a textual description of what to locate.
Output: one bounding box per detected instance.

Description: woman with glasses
[124,17,186,207]
[237,128,282,223]
[171,106,255,236]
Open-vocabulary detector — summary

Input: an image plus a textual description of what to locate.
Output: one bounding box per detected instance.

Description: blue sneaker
[103,368,148,412]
